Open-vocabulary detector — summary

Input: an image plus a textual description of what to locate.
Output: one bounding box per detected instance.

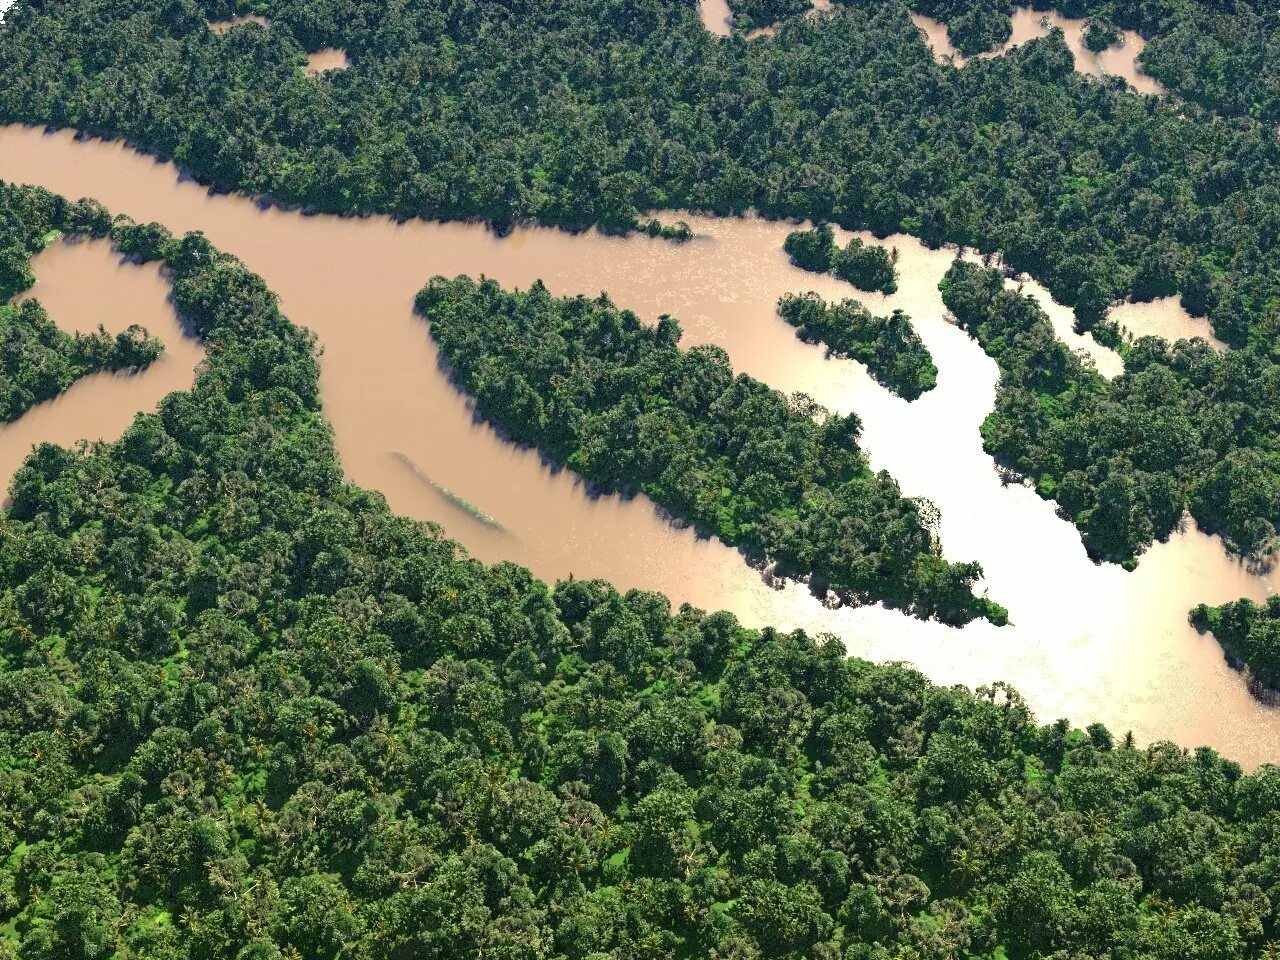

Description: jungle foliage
[3,183,1280,960]
[941,260,1280,565]
[776,291,936,400]
[417,275,999,624]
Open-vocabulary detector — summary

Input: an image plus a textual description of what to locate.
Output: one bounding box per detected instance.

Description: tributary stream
[0,124,1275,764]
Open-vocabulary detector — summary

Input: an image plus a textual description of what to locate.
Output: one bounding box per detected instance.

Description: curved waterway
[0,236,203,487]
[0,124,1276,765]
[911,7,1164,95]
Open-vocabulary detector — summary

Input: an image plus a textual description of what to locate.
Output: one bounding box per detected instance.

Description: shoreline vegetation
[776,291,937,400]
[940,260,1280,568]
[1,193,164,420]
[2,180,1280,957]
[0,300,163,420]
[1192,597,1280,697]
[783,224,900,295]
[416,274,1005,625]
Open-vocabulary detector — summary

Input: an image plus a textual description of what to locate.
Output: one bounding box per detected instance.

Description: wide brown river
[1,124,1276,764]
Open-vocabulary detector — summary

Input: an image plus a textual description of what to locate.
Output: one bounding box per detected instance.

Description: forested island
[940,260,1280,566]
[417,275,997,624]
[2,181,1280,959]
[776,291,936,399]
[727,0,812,32]
[784,224,899,295]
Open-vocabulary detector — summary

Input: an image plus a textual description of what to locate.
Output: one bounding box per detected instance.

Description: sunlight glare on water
[0,124,1274,765]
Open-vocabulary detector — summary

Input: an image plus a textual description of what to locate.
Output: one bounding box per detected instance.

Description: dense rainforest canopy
[4,181,1280,960]
[416,275,992,622]
[726,0,812,32]
[4,0,1280,562]
[2,0,1280,950]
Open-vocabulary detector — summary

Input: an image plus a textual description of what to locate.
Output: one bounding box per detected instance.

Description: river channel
[909,6,1164,95]
[0,123,1275,765]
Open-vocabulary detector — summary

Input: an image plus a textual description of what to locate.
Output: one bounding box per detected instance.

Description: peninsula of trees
[2,181,1280,960]
[1192,598,1280,694]
[417,275,1001,624]
[0,299,163,420]
[940,260,1280,566]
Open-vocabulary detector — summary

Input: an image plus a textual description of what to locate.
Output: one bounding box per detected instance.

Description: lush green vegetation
[1082,16,1120,52]
[940,260,1280,566]
[641,218,694,242]
[417,275,1001,624]
[908,0,1280,122]
[0,187,163,421]
[0,300,163,421]
[728,0,812,32]
[1192,597,1280,693]
[4,186,1280,960]
[3,0,1280,346]
[783,225,899,294]
[777,291,936,399]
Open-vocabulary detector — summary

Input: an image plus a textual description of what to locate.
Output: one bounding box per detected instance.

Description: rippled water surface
[0,124,1275,764]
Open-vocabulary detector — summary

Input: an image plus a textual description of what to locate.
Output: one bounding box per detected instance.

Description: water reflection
[0,124,1275,765]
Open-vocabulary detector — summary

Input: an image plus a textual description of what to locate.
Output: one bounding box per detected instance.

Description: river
[0,124,1275,765]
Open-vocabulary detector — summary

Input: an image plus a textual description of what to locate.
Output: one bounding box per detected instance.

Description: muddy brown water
[699,0,734,36]
[0,237,203,488]
[911,7,1164,95]
[0,124,1276,765]
[305,49,351,73]
[207,17,350,73]
[208,14,270,34]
